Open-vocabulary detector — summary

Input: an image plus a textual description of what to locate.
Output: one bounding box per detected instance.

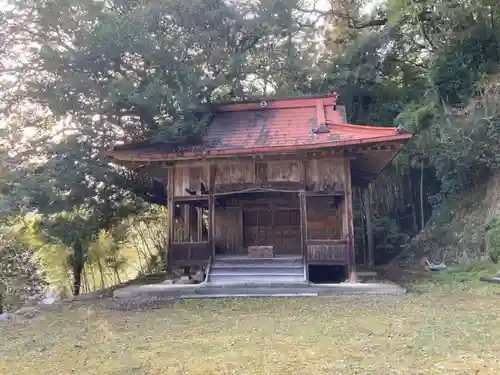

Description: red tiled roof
[105,94,412,161]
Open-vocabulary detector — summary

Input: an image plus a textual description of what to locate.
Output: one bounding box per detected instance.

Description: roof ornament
[396,125,407,134]
[260,100,268,108]
[312,123,330,134]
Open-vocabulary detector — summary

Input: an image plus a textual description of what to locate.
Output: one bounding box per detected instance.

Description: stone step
[198,283,311,291]
[210,267,304,275]
[209,255,306,286]
[180,293,319,299]
[357,271,378,277]
[212,263,304,269]
[210,272,304,279]
[213,261,303,269]
[214,256,302,265]
[208,275,306,285]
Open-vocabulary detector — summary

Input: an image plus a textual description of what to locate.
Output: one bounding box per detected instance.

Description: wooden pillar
[343,157,356,282]
[363,185,375,268]
[197,207,203,242]
[166,166,175,276]
[299,190,308,281]
[209,195,215,256]
[208,164,216,257]
[183,204,191,241]
[300,160,307,189]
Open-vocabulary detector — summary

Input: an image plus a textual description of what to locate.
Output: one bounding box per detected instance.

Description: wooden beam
[173,195,209,202]
[304,190,344,197]
[119,148,346,166]
[214,183,303,195]
[347,143,402,154]
[343,157,356,282]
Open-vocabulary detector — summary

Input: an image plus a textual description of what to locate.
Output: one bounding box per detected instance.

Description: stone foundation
[248,245,274,258]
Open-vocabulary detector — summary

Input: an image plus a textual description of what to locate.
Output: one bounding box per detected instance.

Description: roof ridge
[326,122,402,131]
[214,95,338,113]
[213,93,338,107]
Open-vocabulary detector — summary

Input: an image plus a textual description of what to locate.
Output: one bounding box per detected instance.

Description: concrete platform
[113,281,406,300]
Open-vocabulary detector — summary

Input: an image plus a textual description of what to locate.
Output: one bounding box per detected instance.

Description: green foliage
[0,234,45,311]
[88,230,128,288]
[431,24,500,106]
[485,217,500,264]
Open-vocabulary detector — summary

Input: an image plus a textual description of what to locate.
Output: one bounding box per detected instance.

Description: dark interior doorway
[308,265,346,284]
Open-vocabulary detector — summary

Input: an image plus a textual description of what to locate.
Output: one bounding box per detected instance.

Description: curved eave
[104,133,413,162]
[349,136,412,187]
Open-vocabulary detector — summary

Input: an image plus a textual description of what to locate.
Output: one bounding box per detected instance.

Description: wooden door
[242,208,301,255]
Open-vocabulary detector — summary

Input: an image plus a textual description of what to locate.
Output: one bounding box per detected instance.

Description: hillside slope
[397,172,500,266]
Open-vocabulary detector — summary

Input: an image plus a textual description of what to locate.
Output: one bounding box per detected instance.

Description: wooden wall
[306,196,343,240]
[215,161,255,186]
[214,206,242,254]
[173,165,209,196]
[305,159,345,192]
[168,156,352,266]
[171,157,346,197]
[266,160,301,182]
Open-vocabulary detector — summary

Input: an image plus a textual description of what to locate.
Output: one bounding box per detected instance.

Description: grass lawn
[2,273,500,374]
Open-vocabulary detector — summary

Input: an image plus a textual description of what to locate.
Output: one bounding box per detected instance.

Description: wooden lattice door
[242,208,301,255]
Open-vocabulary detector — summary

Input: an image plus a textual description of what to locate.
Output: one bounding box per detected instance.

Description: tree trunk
[420,162,425,230]
[89,264,97,291]
[114,269,122,284]
[83,267,90,293]
[97,261,106,289]
[409,175,419,234]
[0,292,3,314]
[363,186,375,268]
[73,262,84,296]
[72,241,85,296]
[135,247,144,271]
[359,189,367,266]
